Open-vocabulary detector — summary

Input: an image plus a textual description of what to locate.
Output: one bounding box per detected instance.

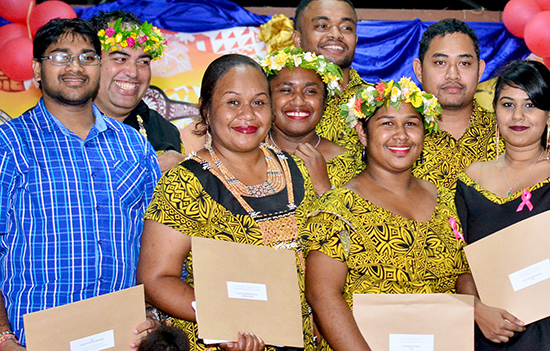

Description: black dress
[455,172,550,350]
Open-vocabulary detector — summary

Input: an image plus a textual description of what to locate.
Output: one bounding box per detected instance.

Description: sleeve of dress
[437,186,471,276]
[301,192,354,264]
[454,178,470,243]
[144,164,206,235]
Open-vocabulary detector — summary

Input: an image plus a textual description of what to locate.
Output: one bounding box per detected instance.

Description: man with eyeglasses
[90,10,185,173]
[0,18,161,349]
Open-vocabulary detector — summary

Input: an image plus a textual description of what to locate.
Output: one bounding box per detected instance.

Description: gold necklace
[501,149,544,196]
[136,114,148,139]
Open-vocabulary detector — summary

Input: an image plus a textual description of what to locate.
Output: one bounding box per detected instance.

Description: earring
[545,122,550,157]
[495,123,500,159]
[205,129,212,149]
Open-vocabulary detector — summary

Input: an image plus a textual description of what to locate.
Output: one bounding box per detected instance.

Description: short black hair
[494,60,550,111]
[493,59,550,146]
[195,54,267,135]
[294,0,356,31]
[137,325,190,351]
[89,9,142,32]
[33,18,101,60]
[418,18,480,63]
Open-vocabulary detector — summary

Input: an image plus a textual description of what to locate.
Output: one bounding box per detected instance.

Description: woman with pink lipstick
[302,78,470,351]
[136,54,317,351]
[455,60,550,350]
[259,48,362,195]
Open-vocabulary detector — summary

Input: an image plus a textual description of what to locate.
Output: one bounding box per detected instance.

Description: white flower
[294,56,302,67]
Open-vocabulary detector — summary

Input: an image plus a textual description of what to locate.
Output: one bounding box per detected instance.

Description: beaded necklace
[206,142,296,218]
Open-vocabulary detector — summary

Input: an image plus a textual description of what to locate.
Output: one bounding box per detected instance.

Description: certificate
[464,209,550,324]
[24,285,145,351]
[191,236,303,348]
[353,293,474,351]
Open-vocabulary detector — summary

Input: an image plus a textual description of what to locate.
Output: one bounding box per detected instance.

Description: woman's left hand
[219,332,265,351]
[294,143,331,195]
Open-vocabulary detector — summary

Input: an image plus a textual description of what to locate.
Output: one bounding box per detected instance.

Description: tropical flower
[97,18,167,60]
[340,77,441,134]
[259,47,343,97]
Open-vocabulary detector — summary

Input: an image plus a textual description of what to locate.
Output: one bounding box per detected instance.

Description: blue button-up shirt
[0,99,161,343]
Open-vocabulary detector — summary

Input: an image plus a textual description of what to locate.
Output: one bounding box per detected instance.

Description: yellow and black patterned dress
[326,149,364,188]
[144,150,317,351]
[455,172,550,351]
[316,68,370,156]
[303,187,470,351]
[413,99,503,191]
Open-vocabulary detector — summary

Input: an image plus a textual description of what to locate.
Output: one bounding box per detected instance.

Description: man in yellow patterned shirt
[292,0,368,155]
[412,18,501,190]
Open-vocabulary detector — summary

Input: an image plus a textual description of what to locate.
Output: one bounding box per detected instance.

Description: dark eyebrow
[431,52,474,59]
[312,15,356,25]
[50,48,96,54]
[109,51,131,58]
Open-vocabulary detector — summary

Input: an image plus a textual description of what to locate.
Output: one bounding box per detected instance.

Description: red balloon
[29,1,77,37]
[543,57,550,70]
[502,0,542,38]
[524,11,550,57]
[536,0,550,10]
[0,23,29,52]
[0,0,35,24]
[0,37,34,82]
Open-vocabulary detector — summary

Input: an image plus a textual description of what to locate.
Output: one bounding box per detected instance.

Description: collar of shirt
[36,98,125,141]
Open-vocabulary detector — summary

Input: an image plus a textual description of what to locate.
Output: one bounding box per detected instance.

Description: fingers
[239,332,265,351]
[502,311,525,331]
[130,318,160,349]
[221,332,265,351]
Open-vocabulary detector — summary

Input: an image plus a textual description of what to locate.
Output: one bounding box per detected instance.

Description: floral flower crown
[98,18,167,60]
[259,47,343,97]
[340,77,442,133]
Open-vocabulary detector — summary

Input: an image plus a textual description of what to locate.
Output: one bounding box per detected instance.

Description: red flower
[374,82,385,101]
[126,37,136,48]
[354,97,363,112]
[105,27,115,38]
[137,35,147,44]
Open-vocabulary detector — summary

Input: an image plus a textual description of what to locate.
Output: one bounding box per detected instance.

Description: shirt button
[91,172,96,178]
[98,239,103,245]
[96,205,101,211]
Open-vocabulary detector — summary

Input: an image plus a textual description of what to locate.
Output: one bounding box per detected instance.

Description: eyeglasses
[41,52,101,66]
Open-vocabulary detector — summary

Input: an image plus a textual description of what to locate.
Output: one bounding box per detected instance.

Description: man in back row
[90,9,186,173]
[292,0,367,156]
[412,18,500,190]
[0,18,160,348]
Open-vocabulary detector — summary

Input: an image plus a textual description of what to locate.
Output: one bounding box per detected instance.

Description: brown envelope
[24,285,145,351]
[464,209,550,325]
[353,293,474,351]
[191,236,303,348]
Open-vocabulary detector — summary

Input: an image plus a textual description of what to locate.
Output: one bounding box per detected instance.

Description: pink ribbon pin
[449,218,465,242]
[516,189,534,212]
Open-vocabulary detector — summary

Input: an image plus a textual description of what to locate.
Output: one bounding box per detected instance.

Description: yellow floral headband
[259,47,343,97]
[98,18,167,60]
[341,77,441,133]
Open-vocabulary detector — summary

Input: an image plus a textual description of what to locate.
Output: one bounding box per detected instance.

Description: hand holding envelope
[464,209,550,325]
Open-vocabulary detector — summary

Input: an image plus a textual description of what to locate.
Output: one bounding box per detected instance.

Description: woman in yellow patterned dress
[302,78,470,351]
[259,48,363,195]
[136,54,317,351]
